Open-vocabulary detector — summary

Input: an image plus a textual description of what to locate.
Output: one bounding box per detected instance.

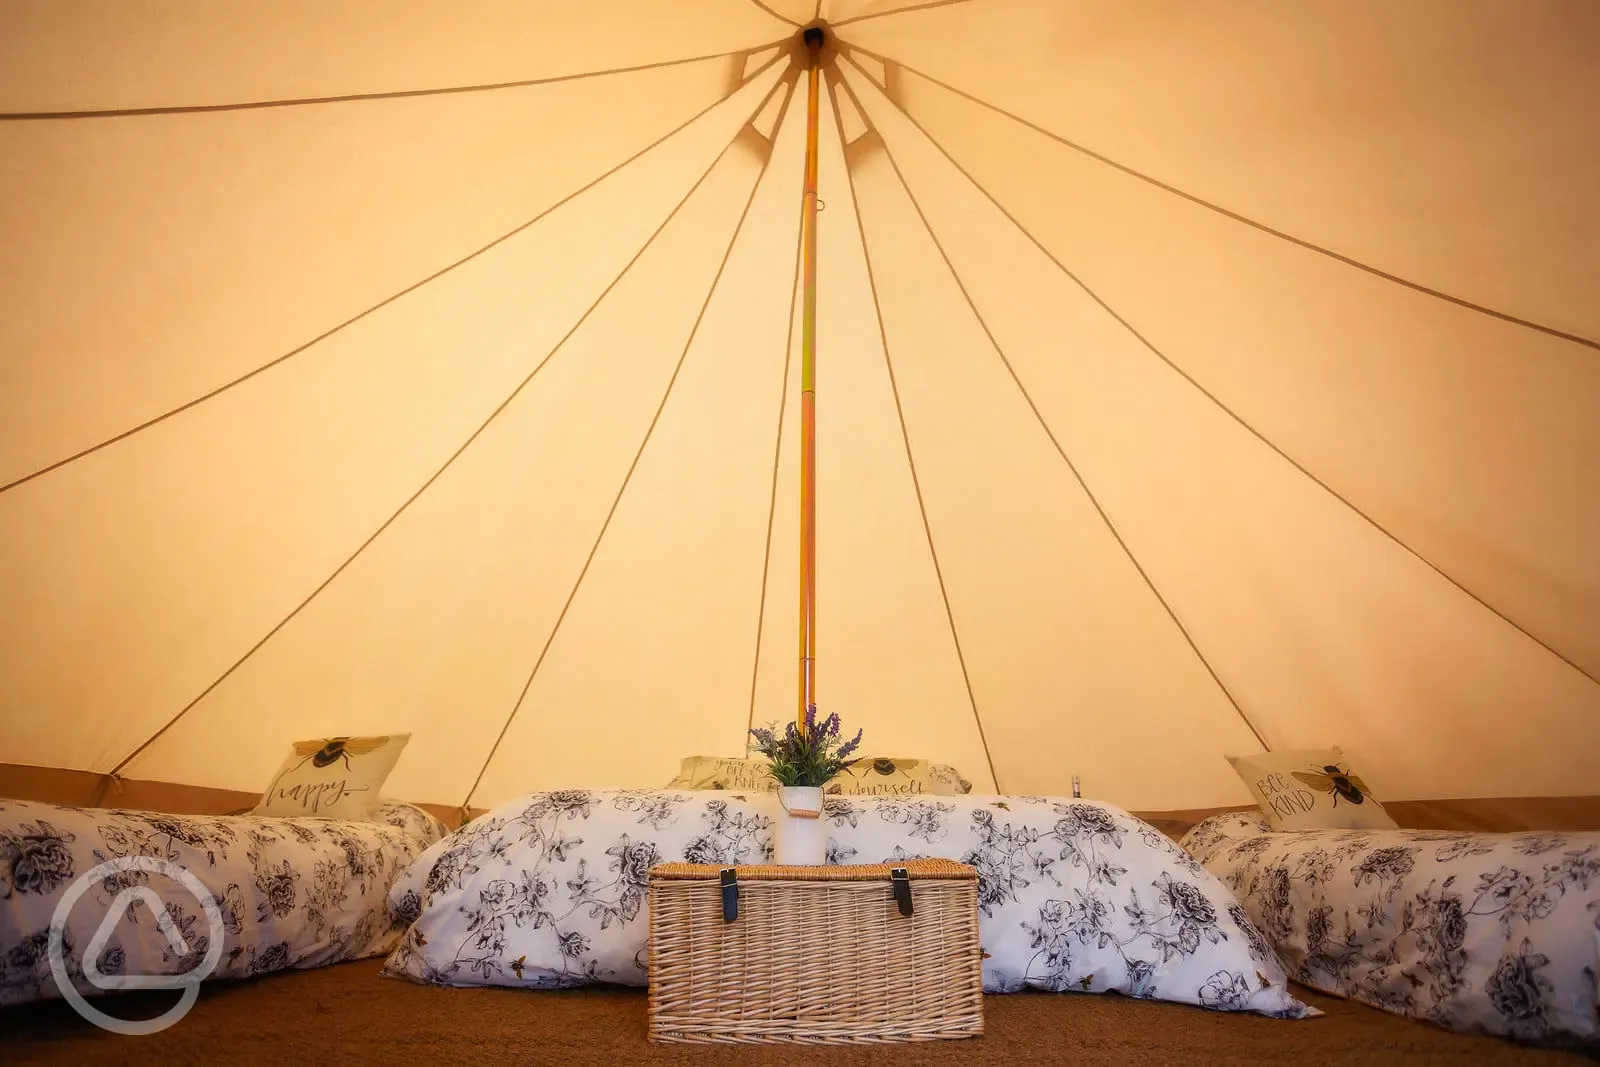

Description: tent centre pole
[798,26,824,735]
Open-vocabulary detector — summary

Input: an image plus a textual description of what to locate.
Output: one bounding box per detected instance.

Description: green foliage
[748,708,864,788]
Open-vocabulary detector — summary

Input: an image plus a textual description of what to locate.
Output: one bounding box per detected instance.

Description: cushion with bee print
[253,733,412,821]
[825,757,973,796]
[663,755,781,792]
[1225,747,1399,831]
[664,755,973,796]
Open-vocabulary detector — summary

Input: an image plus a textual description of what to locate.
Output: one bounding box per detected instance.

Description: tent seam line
[749,0,802,28]
[838,44,1600,354]
[105,65,793,780]
[0,43,793,120]
[832,0,982,30]
[827,62,1004,792]
[463,74,796,811]
[838,51,1600,691]
[0,53,787,499]
[835,62,1271,752]
[745,117,810,746]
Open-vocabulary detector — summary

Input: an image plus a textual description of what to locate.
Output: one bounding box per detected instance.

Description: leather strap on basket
[713,866,915,922]
[891,867,913,917]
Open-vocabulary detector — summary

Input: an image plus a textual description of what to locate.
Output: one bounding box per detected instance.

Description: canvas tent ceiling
[1,0,1597,817]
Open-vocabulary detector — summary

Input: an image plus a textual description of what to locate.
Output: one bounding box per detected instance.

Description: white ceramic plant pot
[774,785,827,865]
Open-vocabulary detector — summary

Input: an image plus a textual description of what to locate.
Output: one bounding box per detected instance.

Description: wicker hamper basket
[646,858,984,1044]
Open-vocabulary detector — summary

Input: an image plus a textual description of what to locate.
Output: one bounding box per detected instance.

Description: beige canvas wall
[2,1,1597,816]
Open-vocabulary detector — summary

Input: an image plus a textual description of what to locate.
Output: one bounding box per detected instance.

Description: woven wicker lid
[649,858,976,882]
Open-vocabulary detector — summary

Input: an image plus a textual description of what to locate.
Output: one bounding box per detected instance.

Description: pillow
[664,755,974,796]
[827,757,972,796]
[1225,747,1398,831]
[254,733,411,820]
[928,763,974,795]
[664,756,778,791]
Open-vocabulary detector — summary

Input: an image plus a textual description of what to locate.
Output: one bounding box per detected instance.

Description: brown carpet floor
[2,961,1594,1066]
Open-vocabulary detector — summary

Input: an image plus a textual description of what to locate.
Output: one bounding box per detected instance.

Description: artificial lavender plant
[748,708,864,788]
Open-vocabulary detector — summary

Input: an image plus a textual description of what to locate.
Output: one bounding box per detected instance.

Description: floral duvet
[1182,811,1600,1046]
[383,789,1315,1020]
[0,796,447,1008]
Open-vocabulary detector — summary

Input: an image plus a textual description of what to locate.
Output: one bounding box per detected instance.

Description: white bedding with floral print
[383,789,1314,1020]
[0,797,447,1008]
[1181,810,1600,1046]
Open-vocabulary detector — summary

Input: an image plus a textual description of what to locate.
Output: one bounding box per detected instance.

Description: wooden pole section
[798,26,824,734]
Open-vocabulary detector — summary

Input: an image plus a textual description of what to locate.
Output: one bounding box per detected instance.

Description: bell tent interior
[2,0,1598,1061]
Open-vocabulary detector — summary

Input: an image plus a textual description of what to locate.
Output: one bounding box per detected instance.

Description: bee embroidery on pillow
[291,736,390,773]
[1292,764,1371,807]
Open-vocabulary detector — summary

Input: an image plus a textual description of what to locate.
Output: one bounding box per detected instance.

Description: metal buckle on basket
[891,867,913,917]
[720,868,739,922]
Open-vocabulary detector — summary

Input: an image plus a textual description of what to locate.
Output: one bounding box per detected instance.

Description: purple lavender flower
[838,728,863,760]
[745,711,866,787]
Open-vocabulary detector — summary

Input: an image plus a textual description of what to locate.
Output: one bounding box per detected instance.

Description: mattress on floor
[0,795,447,1007]
[383,788,1316,1020]
[1181,810,1600,1047]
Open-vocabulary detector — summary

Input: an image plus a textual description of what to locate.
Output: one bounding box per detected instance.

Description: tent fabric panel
[741,78,1002,793]
[0,4,1594,813]
[840,0,1600,342]
[124,72,791,805]
[3,66,784,781]
[837,58,1600,802]
[839,82,1263,809]
[0,58,755,488]
[870,55,1600,685]
[0,0,792,112]
[468,88,810,804]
